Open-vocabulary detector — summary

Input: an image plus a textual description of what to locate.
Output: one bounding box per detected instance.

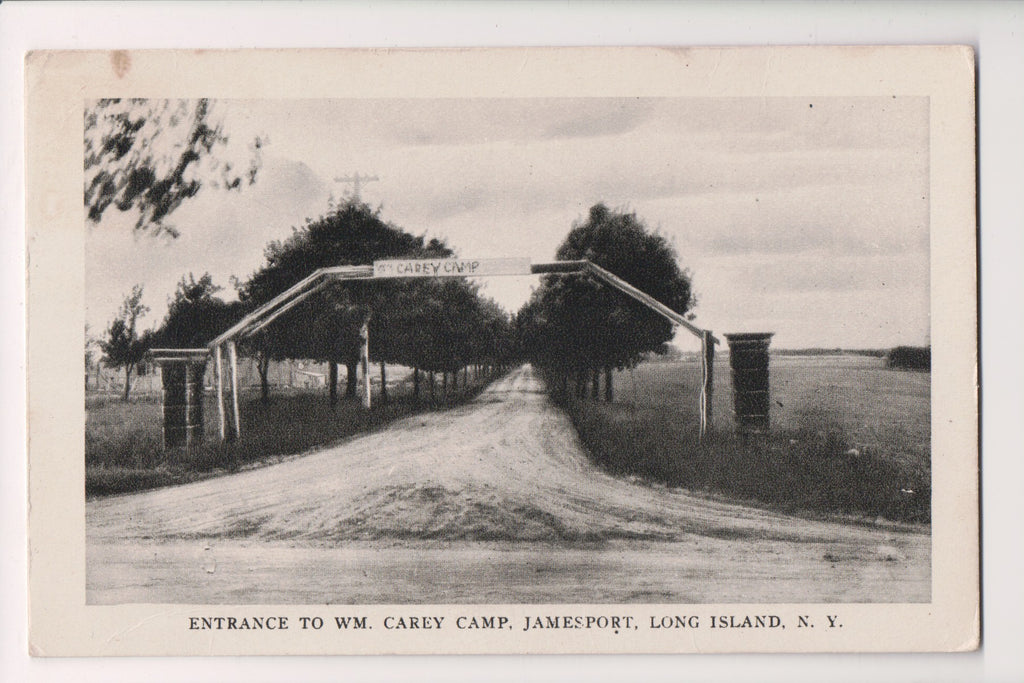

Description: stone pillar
[160,359,208,452]
[725,333,774,436]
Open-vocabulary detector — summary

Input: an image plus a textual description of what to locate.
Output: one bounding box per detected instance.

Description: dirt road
[87,365,929,604]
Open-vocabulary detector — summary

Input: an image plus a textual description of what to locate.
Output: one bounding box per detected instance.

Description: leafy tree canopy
[84,98,263,237]
[382,279,511,373]
[519,203,694,377]
[238,201,454,367]
[236,201,515,390]
[156,273,244,348]
[241,200,451,307]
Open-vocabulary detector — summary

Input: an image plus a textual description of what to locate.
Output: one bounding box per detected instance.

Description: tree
[100,285,152,401]
[518,203,694,401]
[84,99,263,237]
[237,200,520,405]
[238,200,453,403]
[393,280,480,374]
[156,273,242,348]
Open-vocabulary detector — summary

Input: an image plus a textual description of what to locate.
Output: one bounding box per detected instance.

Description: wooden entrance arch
[207,258,719,443]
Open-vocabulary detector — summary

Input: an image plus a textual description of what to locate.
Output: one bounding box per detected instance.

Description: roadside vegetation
[513,204,930,525]
[551,355,931,524]
[516,203,694,402]
[887,345,931,371]
[86,367,502,498]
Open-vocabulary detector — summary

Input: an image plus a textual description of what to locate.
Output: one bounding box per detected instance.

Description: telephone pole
[333,172,380,202]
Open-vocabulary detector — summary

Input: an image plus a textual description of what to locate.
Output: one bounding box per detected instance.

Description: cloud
[651,96,929,153]
[655,181,929,258]
[85,155,332,330]
[698,251,928,294]
[541,99,656,139]
[89,97,931,348]
[291,98,660,149]
[367,133,927,264]
[681,252,929,349]
[363,115,926,229]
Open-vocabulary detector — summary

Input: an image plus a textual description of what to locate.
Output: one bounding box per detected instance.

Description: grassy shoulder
[550,355,931,524]
[86,369,500,498]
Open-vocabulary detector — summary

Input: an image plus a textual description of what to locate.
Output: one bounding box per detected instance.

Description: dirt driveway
[87,365,929,604]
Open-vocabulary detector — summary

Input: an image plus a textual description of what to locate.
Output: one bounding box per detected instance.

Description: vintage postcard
[26,47,977,656]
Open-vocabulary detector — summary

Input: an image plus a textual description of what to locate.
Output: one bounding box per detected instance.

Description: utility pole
[333,172,379,202]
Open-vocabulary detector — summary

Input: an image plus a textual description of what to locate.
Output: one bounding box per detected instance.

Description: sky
[85,97,930,351]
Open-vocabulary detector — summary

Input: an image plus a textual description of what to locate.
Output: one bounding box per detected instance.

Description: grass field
[86,367,498,497]
[557,354,931,524]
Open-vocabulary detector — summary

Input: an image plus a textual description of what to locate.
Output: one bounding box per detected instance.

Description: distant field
[767,355,930,476]
[558,354,931,523]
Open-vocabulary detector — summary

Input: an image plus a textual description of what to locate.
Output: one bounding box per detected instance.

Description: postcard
[25,46,977,655]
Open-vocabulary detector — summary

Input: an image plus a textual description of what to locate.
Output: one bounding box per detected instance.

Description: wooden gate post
[360,317,371,409]
[215,344,226,442]
[700,329,715,441]
[227,340,241,439]
[184,362,197,449]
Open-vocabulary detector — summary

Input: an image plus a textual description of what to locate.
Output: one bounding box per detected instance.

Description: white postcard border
[25,46,977,657]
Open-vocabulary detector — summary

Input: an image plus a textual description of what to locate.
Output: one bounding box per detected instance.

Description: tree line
[100,201,694,405]
[98,201,515,402]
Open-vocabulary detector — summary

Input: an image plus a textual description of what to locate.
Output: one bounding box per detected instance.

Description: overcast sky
[85,97,929,350]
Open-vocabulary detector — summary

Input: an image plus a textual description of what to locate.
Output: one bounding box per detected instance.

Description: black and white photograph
[23,46,978,657]
[82,94,934,606]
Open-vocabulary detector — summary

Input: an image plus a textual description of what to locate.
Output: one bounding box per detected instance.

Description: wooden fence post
[700,329,715,442]
[215,344,226,442]
[227,340,241,439]
[329,362,339,407]
[159,363,167,451]
[360,318,371,409]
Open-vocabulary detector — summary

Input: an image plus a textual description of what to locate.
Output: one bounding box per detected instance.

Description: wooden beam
[148,348,209,362]
[209,266,375,348]
[227,340,241,439]
[530,260,589,274]
[321,265,376,279]
[244,279,331,337]
[584,262,719,344]
[215,344,226,442]
[208,268,328,348]
[206,258,720,357]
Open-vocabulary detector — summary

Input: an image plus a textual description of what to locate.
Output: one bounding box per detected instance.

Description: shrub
[887,346,930,371]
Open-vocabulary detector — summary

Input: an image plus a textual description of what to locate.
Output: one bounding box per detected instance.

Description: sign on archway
[373,257,531,278]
